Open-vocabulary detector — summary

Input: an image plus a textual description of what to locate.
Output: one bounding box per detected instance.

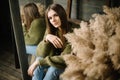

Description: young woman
[28,4,72,80]
[22,3,46,55]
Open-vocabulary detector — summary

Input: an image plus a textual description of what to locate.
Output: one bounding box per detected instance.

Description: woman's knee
[43,66,64,80]
[32,66,47,80]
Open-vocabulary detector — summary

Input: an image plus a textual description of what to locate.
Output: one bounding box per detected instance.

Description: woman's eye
[48,17,52,20]
[54,14,58,17]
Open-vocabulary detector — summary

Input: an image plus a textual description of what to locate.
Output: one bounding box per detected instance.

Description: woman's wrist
[45,34,51,42]
[35,57,43,67]
[34,59,39,66]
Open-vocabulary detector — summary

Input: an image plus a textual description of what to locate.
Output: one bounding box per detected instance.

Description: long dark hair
[23,3,40,30]
[45,4,68,43]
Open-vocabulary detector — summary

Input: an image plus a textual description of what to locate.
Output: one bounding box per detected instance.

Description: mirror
[9,0,30,80]
[9,0,68,80]
[19,0,47,66]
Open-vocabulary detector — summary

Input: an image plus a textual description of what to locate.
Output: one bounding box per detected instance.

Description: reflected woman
[22,3,46,56]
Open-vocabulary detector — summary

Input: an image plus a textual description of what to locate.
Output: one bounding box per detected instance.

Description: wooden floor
[0,50,22,80]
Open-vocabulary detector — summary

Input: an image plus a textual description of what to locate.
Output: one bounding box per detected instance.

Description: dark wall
[110,0,120,7]
[70,0,120,21]
[0,0,20,68]
[0,0,14,51]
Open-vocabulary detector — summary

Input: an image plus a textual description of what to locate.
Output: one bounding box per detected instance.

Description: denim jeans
[26,45,37,55]
[32,66,64,80]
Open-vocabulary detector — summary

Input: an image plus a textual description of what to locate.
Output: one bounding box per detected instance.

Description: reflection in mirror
[19,0,48,65]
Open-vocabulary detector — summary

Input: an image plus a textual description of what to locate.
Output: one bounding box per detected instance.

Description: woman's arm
[28,58,39,76]
[39,43,71,68]
[36,40,53,57]
[28,41,71,76]
[45,34,63,48]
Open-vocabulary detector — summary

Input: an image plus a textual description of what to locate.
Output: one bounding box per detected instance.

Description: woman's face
[48,9,61,28]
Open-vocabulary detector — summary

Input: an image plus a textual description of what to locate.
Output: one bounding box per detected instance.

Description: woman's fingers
[56,37,63,46]
[28,66,34,76]
[53,37,63,48]
[46,34,63,48]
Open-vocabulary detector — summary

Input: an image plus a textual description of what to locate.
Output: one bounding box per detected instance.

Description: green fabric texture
[23,18,46,45]
[36,40,54,57]
[36,40,71,69]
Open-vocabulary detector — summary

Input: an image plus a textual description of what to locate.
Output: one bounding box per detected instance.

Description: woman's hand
[46,34,63,48]
[27,60,39,76]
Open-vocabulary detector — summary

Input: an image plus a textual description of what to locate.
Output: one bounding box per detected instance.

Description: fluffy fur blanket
[60,6,120,80]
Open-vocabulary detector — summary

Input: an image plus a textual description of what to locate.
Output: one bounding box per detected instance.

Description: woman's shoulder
[31,18,45,26]
[33,18,45,23]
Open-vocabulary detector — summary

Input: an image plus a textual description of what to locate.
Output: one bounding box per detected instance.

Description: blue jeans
[26,45,37,55]
[32,66,64,80]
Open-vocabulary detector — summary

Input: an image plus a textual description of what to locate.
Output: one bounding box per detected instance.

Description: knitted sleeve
[24,18,46,45]
[39,43,71,69]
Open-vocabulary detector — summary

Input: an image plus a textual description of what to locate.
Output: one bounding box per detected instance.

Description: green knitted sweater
[36,40,71,69]
[36,27,74,69]
[23,18,46,45]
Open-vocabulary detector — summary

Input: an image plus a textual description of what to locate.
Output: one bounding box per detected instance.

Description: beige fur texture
[61,6,120,80]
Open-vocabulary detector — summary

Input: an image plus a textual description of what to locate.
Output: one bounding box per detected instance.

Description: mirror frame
[9,0,31,80]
